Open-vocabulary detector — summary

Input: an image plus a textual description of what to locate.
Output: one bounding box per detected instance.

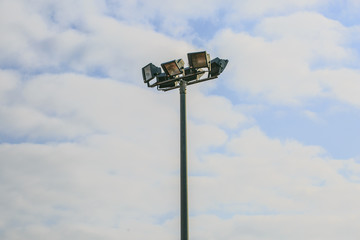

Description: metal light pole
[141,51,228,240]
[179,80,188,240]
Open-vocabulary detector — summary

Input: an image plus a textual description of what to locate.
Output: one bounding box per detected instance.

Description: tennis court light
[142,63,161,83]
[187,51,210,70]
[182,67,204,82]
[156,73,176,90]
[210,57,229,77]
[161,59,185,77]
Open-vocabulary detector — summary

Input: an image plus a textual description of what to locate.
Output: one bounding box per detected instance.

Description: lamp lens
[144,65,152,81]
[165,62,180,76]
[191,53,207,68]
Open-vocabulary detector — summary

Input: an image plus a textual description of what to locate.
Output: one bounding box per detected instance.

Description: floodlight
[142,63,161,83]
[187,51,210,69]
[182,67,204,82]
[209,57,229,77]
[156,73,176,89]
[161,59,184,77]
[141,50,228,240]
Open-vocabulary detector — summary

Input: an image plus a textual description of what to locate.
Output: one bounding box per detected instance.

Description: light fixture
[141,50,228,240]
[161,59,184,77]
[156,73,176,90]
[210,57,229,77]
[182,67,204,82]
[142,63,161,83]
[187,51,210,70]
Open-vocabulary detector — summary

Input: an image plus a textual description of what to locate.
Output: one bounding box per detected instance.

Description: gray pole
[180,80,188,240]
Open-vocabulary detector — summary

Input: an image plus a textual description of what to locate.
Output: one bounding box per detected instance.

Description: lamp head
[156,73,176,90]
[161,59,184,77]
[187,51,211,70]
[142,63,161,83]
[182,67,204,82]
[210,58,229,77]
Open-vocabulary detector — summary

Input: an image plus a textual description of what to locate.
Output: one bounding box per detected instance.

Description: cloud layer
[1,0,360,239]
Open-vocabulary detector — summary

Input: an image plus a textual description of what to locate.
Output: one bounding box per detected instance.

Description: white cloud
[2,123,360,239]
[188,123,228,151]
[315,68,360,107]
[76,16,194,81]
[187,127,360,240]
[209,12,360,106]
[0,0,52,69]
[104,0,221,37]
[0,70,20,91]
[190,214,360,240]
[1,72,180,142]
[254,12,355,65]
[209,29,322,104]
[0,141,179,239]
[0,70,20,105]
[0,0,195,80]
[303,109,322,122]
[188,89,248,129]
[225,0,326,21]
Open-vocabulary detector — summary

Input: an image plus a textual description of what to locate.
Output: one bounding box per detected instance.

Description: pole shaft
[180,81,188,240]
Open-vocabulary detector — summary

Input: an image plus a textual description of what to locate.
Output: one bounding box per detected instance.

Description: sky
[1,0,360,239]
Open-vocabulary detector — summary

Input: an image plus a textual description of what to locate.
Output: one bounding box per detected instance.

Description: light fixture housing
[182,67,204,82]
[161,59,184,77]
[156,73,176,90]
[210,58,229,77]
[187,51,211,70]
[142,63,161,83]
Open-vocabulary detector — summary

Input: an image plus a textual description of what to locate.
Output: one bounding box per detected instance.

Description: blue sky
[1,0,360,239]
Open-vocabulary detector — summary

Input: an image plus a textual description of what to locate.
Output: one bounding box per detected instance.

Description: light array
[142,51,228,91]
